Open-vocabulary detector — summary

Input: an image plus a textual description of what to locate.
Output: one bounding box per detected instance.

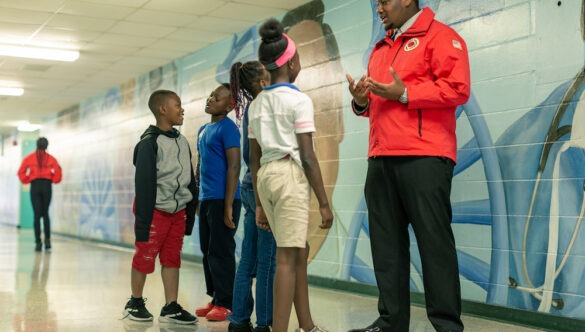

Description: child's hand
[319,205,333,229]
[224,205,236,229]
[255,206,271,232]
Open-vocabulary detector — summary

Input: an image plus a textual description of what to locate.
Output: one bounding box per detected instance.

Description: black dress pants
[364,156,463,332]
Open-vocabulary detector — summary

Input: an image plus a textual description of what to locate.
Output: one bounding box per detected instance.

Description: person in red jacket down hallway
[17,137,62,252]
[345,0,470,331]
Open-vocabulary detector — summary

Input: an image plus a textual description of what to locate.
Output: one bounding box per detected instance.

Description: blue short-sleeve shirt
[197,117,241,201]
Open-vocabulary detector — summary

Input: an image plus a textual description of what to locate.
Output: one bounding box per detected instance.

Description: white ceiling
[0,0,312,136]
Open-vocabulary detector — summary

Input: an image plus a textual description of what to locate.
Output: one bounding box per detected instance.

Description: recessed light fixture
[0,44,79,62]
[0,87,24,96]
[17,121,42,132]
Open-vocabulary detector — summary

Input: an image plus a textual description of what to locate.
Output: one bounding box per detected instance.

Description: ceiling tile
[0,8,52,24]
[0,22,40,40]
[108,21,177,38]
[48,13,117,32]
[187,17,255,34]
[0,0,64,12]
[80,0,149,7]
[80,42,139,56]
[60,2,137,20]
[237,0,312,10]
[169,28,230,43]
[32,27,101,44]
[144,0,226,15]
[150,39,209,53]
[93,33,157,48]
[207,3,285,22]
[125,9,197,27]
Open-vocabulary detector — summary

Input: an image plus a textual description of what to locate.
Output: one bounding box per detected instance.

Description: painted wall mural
[1,0,584,319]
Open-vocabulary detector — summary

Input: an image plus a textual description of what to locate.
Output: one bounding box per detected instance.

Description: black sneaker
[228,321,254,332]
[255,326,271,332]
[35,242,42,252]
[159,301,197,325]
[45,240,51,252]
[123,297,153,321]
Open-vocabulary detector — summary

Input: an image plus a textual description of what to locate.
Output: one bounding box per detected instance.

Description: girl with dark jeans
[228,61,276,332]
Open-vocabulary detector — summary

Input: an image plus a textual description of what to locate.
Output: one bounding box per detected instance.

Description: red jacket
[17,150,62,184]
[355,8,470,162]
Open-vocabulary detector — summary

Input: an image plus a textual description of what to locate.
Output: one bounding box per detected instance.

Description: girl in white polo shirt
[248,18,333,332]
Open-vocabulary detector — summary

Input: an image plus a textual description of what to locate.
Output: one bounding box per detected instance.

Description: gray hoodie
[133,125,197,242]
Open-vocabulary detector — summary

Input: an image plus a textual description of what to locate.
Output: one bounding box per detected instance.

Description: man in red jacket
[18,137,62,252]
[346,1,470,331]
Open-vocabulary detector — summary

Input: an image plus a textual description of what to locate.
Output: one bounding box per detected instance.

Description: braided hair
[230,61,266,125]
[36,137,48,169]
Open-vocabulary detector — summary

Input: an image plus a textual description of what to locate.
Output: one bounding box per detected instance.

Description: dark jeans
[199,199,241,309]
[229,187,277,327]
[365,156,463,332]
[30,179,52,244]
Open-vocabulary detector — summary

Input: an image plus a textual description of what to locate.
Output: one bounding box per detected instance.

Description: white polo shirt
[248,83,316,166]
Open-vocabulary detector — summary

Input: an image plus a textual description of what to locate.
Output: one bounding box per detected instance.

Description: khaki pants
[257,159,310,248]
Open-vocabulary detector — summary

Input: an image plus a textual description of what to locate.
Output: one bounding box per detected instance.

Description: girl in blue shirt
[195,83,242,322]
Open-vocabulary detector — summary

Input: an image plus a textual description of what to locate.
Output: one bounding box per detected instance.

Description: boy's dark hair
[258,18,288,69]
[230,61,265,121]
[148,90,176,114]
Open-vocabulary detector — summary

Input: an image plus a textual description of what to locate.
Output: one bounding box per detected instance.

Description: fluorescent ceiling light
[17,121,42,132]
[0,44,79,62]
[0,87,24,96]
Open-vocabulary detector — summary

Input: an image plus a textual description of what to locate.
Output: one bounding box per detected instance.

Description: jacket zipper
[173,138,182,213]
[390,38,421,137]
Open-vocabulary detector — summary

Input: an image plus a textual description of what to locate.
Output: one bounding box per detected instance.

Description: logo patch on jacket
[452,39,462,50]
[404,38,420,52]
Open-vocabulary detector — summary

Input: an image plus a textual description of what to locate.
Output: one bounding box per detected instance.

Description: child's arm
[297,132,333,230]
[223,146,240,229]
[249,138,270,231]
[133,138,158,242]
[185,147,198,236]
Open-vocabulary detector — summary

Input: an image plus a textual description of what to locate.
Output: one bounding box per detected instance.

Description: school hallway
[0,225,542,332]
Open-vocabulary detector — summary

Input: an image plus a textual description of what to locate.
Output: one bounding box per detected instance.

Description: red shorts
[132,209,186,274]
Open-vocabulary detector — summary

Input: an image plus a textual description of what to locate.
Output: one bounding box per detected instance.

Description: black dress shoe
[347,326,382,332]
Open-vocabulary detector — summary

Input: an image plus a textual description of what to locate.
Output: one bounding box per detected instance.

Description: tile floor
[0,226,543,332]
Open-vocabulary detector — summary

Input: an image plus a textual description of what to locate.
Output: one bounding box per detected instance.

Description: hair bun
[259,18,284,44]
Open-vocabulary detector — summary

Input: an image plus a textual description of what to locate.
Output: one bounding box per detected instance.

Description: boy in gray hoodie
[123,90,198,325]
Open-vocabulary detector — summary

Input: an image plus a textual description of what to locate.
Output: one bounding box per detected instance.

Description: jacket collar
[375,7,435,48]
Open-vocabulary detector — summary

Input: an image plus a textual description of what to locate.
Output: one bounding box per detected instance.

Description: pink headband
[264,33,296,70]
